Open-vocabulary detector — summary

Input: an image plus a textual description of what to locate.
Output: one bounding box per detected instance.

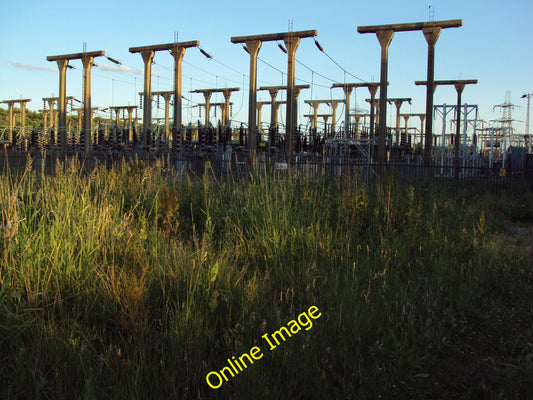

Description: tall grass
[1,158,532,399]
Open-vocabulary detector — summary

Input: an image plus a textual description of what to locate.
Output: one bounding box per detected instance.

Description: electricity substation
[1,20,532,181]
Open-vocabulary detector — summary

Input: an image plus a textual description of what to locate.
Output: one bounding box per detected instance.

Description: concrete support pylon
[376,29,394,169]
[245,39,261,152]
[341,86,354,137]
[417,114,426,146]
[292,86,308,143]
[127,107,136,141]
[56,59,68,155]
[423,27,441,166]
[268,88,280,130]
[358,19,462,170]
[388,98,412,145]
[256,102,266,135]
[141,50,154,149]
[305,100,321,130]
[367,86,379,138]
[82,54,94,154]
[47,50,104,156]
[284,35,301,162]
[39,109,49,132]
[327,100,342,136]
[402,114,411,145]
[232,30,317,159]
[158,92,173,141]
[44,98,56,128]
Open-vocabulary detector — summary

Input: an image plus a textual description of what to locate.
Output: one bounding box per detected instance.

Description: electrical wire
[313,39,367,83]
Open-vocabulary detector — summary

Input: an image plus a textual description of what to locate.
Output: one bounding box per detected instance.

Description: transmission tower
[493,91,520,166]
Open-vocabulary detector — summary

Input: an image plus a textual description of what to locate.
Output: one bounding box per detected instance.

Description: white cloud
[97,63,159,77]
[7,61,56,72]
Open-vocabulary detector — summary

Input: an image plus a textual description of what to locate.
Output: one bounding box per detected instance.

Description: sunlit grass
[1,157,532,399]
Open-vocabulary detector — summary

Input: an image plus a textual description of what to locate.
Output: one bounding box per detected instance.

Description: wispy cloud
[7,61,56,72]
[97,63,159,77]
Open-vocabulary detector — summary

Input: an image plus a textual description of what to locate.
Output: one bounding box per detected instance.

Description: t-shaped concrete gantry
[152,91,174,141]
[130,40,199,154]
[350,113,370,137]
[358,19,462,169]
[258,85,285,130]
[231,30,317,161]
[258,85,308,134]
[109,106,138,141]
[387,98,412,145]
[196,102,234,127]
[191,88,240,129]
[47,50,105,156]
[1,99,31,145]
[304,99,344,134]
[415,79,477,180]
[331,83,382,139]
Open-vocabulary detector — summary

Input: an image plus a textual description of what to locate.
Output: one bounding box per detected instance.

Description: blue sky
[1,0,532,134]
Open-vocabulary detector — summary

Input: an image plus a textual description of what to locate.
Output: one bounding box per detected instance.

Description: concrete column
[172,46,186,155]
[56,59,69,155]
[76,108,83,139]
[127,107,135,141]
[368,85,379,139]
[376,29,393,169]
[418,114,426,146]
[423,27,441,166]
[354,114,362,137]
[113,109,120,125]
[161,93,172,140]
[82,55,94,154]
[454,83,465,182]
[47,99,56,128]
[394,101,403,145]
[222,93,230,126]
[306,101,320,130]
[328,100,342,136]
[321,115,330,133]
[402,114,410,146]
[256,102,264,134]
[246,39,261,152]
[141,50,154,149]
[284,35,301,162]
[202,91,213,127]
[274,102,283,128]
[7,103,14,142]
[40,110,49,132]
[292,86,306,144]
[342,86,354,138]
[20,101,28,142]
[268,88,280,130]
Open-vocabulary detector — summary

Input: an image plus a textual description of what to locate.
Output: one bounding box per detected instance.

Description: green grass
[1,157,532,399]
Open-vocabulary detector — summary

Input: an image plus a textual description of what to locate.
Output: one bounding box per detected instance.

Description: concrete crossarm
[357,20,462,33]
[331,82,385,89]
[129,41,199,53]
[47,51,105,61]
[415,80,477,86]
[2,99,31,104]
[231,30,317,43]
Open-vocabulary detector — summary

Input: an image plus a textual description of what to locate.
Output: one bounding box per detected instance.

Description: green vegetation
[1,158,532,399]
[0,107,44,130]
